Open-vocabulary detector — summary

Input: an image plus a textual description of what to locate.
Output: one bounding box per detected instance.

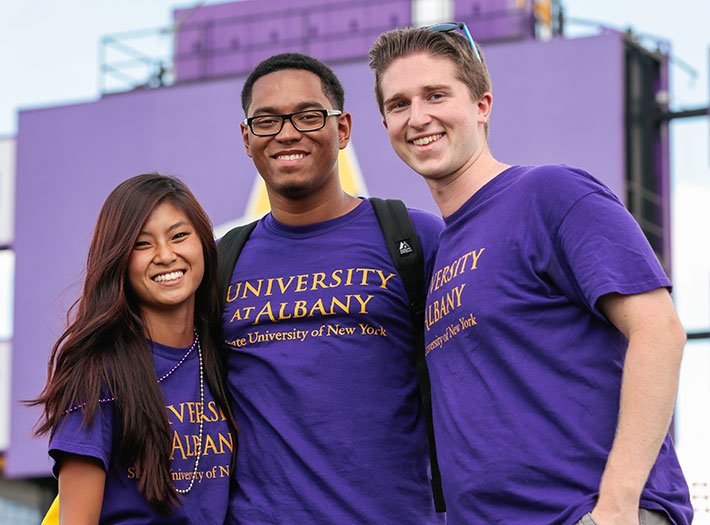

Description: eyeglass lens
[251,110,327,135]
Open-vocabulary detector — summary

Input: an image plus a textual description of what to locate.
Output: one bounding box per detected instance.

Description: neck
[141,306,196,347]
[267,177,360,226]
[427,147,510,218]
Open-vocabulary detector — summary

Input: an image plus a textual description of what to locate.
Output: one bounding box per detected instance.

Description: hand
[590,505,640,525]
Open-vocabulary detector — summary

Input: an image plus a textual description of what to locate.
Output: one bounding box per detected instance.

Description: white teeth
[277,153,305,161]
[412,133,444,146]
[152,271,184,283]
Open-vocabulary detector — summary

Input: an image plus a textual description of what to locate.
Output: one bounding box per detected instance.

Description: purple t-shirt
[223,199,444,524]
[425,165,692,524]
[49,340,234,524]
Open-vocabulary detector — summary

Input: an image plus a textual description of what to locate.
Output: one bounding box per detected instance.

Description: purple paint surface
[487,32,626,199]
[456,0,535,42]
[173,0,411,82]
[8,32,626,476]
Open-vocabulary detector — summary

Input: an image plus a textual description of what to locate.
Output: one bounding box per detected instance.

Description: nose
[275,116,303,142]
[408,98,432,129]
[153,241,177,265]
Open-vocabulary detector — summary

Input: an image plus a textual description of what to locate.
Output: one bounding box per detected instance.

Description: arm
[591,288,686,525]
[58,454,106,525]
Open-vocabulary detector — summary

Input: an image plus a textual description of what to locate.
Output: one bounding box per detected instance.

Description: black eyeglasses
[243,109,342,137]
[426,21,483,63]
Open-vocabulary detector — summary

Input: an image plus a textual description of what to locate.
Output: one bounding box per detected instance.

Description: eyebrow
[383,84,452,107]
[250,100,327,116]
[138,221,191,236]
[383,93,404,108]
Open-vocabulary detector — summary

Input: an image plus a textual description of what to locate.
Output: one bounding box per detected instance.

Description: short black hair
[241,53,346,113]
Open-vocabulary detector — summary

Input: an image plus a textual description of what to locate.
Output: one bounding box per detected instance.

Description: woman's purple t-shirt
[49,340,233,524]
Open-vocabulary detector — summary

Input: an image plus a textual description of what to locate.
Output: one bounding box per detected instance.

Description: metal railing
[688,331,710,341]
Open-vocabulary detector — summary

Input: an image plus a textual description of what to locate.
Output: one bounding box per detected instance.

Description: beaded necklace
[174,333,204,495]
[63,333,198,414]
[62,331,205,495]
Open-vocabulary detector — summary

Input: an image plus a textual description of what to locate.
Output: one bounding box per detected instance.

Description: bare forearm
[596,333,682,510]
[593,289,686,524]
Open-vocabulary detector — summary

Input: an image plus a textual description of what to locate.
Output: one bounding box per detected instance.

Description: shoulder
[511,164,623,226]
[407,206,445,240]
[217,218,262,245]
[404,207,443,272]
[520,164,618,201]
[49,405,115,476]
[366,198,442,272]
[365,197,443,242]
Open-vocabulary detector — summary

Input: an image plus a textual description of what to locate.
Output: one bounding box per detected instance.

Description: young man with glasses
[369,26,692,525]
[223,53,444,523]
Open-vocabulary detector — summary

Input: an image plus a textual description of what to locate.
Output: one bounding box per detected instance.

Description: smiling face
[240,69,351,200]
[127,200,204,322]
[379,52,491,183]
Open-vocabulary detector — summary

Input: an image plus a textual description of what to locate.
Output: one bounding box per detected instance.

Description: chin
[275,182,313,199]
[406,162,434,176]
[416,168,450,182]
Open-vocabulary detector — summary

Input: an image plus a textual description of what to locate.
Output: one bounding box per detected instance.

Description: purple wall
[174,0,411,82]
[7,32,626,477]
[455,0,535,43]
[487,32,626,199]
[171,0,538,84]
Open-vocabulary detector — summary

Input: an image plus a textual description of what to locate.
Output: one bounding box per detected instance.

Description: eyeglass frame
[242,109,343,137]
[426,21,483,64]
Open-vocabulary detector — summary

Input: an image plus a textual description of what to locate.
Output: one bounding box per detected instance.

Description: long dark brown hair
[30,173,237,512]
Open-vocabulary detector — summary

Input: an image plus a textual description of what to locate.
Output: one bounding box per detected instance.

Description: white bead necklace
[156,333,198,383]
[63,332,199,414]
[174,333,204,495]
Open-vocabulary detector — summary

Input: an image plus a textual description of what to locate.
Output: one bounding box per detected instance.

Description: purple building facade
[7,0,669,477]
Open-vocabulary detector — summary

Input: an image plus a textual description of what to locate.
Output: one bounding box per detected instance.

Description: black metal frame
[624,37,668,270]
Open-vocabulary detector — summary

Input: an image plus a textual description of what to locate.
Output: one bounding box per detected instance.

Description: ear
[337,111,353,150]
[382,117,388,130]
[477,92,493,125]
[240,122,253,158]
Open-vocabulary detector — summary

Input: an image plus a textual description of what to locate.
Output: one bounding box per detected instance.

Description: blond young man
[369,26,692,525]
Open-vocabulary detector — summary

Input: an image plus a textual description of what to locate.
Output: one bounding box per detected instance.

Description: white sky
[1,0,709,502]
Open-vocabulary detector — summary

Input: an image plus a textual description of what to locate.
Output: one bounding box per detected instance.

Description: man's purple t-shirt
[425,165,692,524]
[49,340,234,524]
[223,199,444,524]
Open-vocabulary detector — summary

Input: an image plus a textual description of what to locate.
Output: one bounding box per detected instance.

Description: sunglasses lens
[427,22,482,64]
[428,23,459,32]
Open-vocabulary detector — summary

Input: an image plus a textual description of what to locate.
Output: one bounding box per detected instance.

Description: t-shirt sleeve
[48,403,115,478]
[409,208,445,293]
[550,188,671,319]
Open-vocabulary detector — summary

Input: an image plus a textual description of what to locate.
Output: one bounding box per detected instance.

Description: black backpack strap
[369,197,446,513]
[217,221,257,478]
[217,220,258,315]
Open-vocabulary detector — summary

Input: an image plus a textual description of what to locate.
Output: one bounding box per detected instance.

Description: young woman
[31,174,237,524]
